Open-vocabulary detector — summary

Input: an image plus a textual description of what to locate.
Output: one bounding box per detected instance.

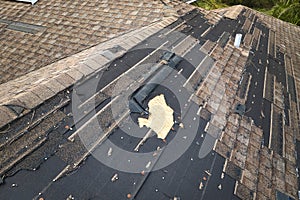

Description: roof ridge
[214,4,300,28]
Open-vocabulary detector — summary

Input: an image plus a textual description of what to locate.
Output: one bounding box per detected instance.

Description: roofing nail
[218,184,222,190]
[199,182,203,190]
[11,183,18,187]
[107,147,112,157]
[146,161,151,169]
[205,170,211,176]
[179,123,184,128]
[221,173,225,179]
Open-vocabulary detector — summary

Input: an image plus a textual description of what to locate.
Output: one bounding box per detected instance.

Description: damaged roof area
[0,2,300,200]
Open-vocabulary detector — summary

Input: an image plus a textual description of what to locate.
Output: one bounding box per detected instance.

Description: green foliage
[192,0,227,10]
[271,0,300,25]
[221,0,275,8]
[192,0,300,25]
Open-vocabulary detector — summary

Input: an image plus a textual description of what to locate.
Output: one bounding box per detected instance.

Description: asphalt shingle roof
[0,2,299,200]
[0,0,194,84]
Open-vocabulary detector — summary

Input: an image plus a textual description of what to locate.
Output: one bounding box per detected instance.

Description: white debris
[146,161,152,169]
[218,184,222,190]
[11,183,18,187]
[111,173,119,182]
[107,147,113,157]
[205,170,211,176]
[261,110,265,118]
[199,181,204,190]
[66,195,75,200]
[183,136,187,139]
[179,123,184,128]
[221,172,225,179]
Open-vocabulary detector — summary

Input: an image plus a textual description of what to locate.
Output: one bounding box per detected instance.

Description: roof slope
[0,3,300,200]
[0,0,194,84]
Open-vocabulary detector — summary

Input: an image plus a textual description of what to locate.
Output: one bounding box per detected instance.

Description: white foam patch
[138,94,174,139]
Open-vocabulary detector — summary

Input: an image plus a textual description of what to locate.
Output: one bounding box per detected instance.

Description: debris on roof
[0,1,299,200]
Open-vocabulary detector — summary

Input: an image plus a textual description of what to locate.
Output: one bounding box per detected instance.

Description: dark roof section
[0,3,299,200]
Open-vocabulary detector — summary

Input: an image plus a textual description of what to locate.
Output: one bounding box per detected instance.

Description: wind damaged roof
[0,2,300,200]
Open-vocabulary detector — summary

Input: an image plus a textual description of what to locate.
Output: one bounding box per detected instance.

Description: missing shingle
[7,21,45,34]
[5,104,25,116]
[218,32,231,48]
[0,19,12,25]
[101,45,126,60]
[1,19,45,34]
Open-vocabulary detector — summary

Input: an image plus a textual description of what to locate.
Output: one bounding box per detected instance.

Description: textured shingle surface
[0,0,193,84]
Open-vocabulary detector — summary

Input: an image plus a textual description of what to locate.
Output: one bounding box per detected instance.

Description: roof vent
[234,33,242,48]
[15,0,38,5]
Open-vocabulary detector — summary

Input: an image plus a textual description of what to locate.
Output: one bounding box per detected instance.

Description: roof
[0,0,195,84]
[0,2,300,200]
